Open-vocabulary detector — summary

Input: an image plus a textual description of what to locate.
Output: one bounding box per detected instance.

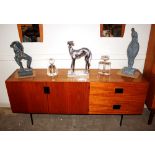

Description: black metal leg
[30,113,33,125]
[148,110,154,125]
[120,115,123,126]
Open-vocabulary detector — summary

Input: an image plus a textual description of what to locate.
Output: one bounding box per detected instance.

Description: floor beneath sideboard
[0,108,155,131]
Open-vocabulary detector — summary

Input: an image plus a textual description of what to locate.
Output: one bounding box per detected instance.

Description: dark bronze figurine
[67,41,92,73]
[10,41,32,76]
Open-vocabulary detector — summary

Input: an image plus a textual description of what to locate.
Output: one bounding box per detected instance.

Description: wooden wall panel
[143,25,155,109]
[143,24,155,79]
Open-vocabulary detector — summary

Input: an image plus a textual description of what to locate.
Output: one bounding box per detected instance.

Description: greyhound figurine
[67,41,92,73]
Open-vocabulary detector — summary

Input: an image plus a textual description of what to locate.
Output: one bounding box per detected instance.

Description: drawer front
[89,82,148,114]
[89,97,144,114]
[90,82,148,101]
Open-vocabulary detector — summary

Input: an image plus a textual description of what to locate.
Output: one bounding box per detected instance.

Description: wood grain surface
[5,81,48,113]
[89,82,148,114]
[47,82,89,114]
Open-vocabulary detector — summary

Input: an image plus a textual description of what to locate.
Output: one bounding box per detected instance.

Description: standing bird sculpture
[122,28,139,75]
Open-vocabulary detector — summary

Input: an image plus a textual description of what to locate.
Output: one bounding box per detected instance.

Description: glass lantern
[98,55,111,75]
[47,58,58,77]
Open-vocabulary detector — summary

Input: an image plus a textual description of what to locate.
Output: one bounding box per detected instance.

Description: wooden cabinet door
[6,82,48,113]
[48,82,89,114]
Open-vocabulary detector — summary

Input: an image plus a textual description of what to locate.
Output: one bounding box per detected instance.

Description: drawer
[90,93,146,104]
[89,98,144,114]
[90,82,148,98]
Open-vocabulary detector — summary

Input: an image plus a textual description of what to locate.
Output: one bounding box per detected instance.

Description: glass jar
[47,58,58,77]
[98,55,111,75]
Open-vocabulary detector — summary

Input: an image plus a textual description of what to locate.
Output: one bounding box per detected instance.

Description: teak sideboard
[5,69,149,125]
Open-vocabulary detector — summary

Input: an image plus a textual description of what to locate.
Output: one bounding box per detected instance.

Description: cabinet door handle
[113,105,121,110]
[44,86,50,94]
[115,88,124,94]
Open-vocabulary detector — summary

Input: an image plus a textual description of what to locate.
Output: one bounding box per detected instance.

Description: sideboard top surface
[6,69,148,83]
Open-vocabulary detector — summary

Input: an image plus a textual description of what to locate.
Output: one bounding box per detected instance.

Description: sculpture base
[18,68,33,77]
[118,67,141,79]
[121,67,137,75]
[67,70,89,78]
[15,69,35,78]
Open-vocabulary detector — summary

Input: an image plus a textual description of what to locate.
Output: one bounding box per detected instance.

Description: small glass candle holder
[47,58,58,77]
[98,55,111,75]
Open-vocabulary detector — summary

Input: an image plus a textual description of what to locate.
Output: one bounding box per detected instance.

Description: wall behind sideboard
[0,24,151,106]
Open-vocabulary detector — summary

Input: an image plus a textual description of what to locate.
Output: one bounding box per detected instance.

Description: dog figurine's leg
[72,58,75,72]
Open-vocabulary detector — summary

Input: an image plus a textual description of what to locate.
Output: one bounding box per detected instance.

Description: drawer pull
[115,88,123,94]
[44,86,50,94]
[113,105,121,110]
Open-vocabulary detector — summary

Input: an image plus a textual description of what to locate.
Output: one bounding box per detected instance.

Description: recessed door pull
[44,86,50,94]
[113,104,121,110]
[115,88,124,93]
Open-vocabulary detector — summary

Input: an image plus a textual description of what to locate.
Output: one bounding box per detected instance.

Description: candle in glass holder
[47,58,58,77]
[98,55,111,75]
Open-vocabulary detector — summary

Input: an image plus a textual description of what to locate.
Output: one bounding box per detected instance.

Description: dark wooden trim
[100,24,103,37]
[143,24,155,125]
[39,24,43,42]
[143,24,155,79]
[121,24,126,37]
[17,24,23,42]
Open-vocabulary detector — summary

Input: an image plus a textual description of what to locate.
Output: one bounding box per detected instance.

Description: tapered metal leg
[148,111,154,125]
[120,115,123,126]
[30,113,33,125]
